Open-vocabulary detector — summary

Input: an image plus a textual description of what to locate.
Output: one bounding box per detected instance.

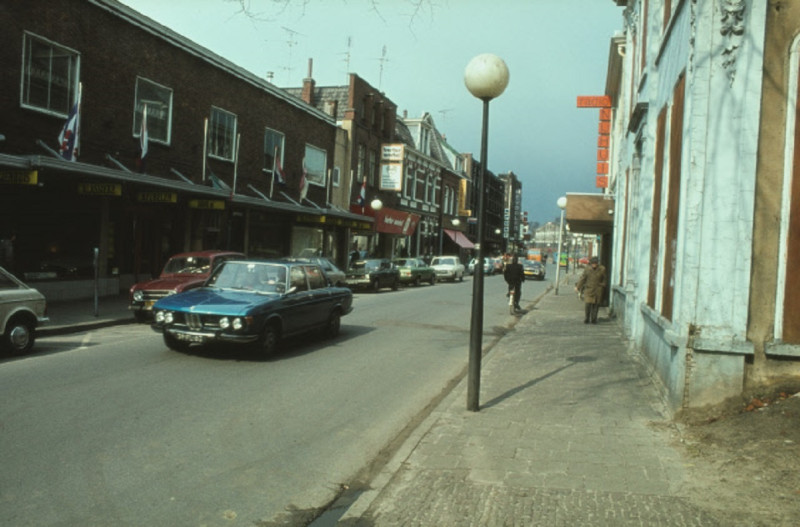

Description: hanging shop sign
[78,182,122,196]
[189,199,225,210]
[137,191,177,203]
[380,162,403,191]
[0,170,38,185]
[374,207,420,236]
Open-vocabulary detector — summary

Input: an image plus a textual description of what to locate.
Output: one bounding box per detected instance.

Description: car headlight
[133,290,144,302]
[155,310,164,323]
[220,317,231,330]
[164,312,174,324]
[232,318,244,330]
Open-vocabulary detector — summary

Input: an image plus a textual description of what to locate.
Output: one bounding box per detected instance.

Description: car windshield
[207,262,287,294]
[432,258,452,266]
[163,256,212,275]
[394,259,411,266]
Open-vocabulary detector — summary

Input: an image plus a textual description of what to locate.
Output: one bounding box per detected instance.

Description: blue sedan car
[151,259,353,357]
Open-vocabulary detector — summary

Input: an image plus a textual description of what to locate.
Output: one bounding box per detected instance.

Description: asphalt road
[0,271,549,526]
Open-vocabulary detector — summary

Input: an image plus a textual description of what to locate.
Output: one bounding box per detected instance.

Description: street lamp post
[554,196,567,294]
[464,53,509,412]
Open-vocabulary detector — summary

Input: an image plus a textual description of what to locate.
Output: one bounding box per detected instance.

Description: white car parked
[430,256,465,282]
[0,266,48,354]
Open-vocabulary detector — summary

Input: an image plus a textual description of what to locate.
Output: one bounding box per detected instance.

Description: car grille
[141,289,172,301]
[170,312,222,331]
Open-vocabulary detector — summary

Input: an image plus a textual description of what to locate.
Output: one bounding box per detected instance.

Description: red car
[129,250,244,321]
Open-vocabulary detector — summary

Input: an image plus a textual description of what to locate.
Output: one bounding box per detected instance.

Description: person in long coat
[575,256,606,324]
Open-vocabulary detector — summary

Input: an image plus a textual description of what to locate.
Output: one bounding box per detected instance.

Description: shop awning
[444,229,475,249]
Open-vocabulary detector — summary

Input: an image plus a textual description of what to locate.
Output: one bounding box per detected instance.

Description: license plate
[175,333,204,343]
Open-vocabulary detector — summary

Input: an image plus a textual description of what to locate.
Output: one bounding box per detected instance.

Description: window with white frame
[208,106,237,161]
[263,128,285,174]
[426,174,434,204]
[303,144,327,187]
[21,32,80,116]
[134,77,172,144]
[405,164,415,200]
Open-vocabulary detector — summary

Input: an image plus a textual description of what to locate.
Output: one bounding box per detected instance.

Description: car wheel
[414,276,421,287]
[459,272,464,282]
[259,323,280,357]
[163,332,189,352]
[430,275,436,285]
[372,279,381,293]
[326,310,341,338]
[2,316,35,355]
[391,277,399,291]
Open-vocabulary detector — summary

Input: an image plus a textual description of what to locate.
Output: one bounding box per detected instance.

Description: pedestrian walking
[503,255,524,311]
[575,256,606,324]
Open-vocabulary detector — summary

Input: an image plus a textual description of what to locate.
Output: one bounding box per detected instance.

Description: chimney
[301,58,315,104]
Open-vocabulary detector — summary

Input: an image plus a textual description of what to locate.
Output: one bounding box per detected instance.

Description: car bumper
[345,278,372,288]
[153,326,260,344]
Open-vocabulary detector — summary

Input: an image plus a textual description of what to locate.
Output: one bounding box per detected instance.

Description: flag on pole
[137,103,148,172]
[139,103,149,161]
[274,146,286,185]
[299,159,309,202]
[357,179,366,207]
[269,145,286,199]
[58,96,81,161]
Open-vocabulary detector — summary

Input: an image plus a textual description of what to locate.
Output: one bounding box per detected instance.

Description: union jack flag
[58,101,80,161]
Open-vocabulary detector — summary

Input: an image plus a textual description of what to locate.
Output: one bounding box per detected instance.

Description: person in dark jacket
[575,256,606,324]
[503,255,525,311]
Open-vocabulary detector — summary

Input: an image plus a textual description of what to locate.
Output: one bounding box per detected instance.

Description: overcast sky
[119,0,624,225]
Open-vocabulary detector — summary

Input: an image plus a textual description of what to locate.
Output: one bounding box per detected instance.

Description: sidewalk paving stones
[340,292,721,526]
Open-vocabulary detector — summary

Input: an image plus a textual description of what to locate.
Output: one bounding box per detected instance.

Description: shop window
[208,106,237,161]
[134,77,173,145]
[304,144,327,188]
[21,32,80,116]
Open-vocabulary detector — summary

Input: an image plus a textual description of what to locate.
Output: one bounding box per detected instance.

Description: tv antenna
[377,45,389,90]
[280,26,303,83]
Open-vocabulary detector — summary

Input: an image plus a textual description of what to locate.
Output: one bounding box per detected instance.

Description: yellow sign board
[138,192,177,203]
[0,170,38,185]
[189,199,225,210]
[78,182,122,196]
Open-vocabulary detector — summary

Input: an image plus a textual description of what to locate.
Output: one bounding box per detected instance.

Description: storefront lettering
[0,170,38,185]
[189,199,225,210]
[78,183,122,196]
[137,192,177,203]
